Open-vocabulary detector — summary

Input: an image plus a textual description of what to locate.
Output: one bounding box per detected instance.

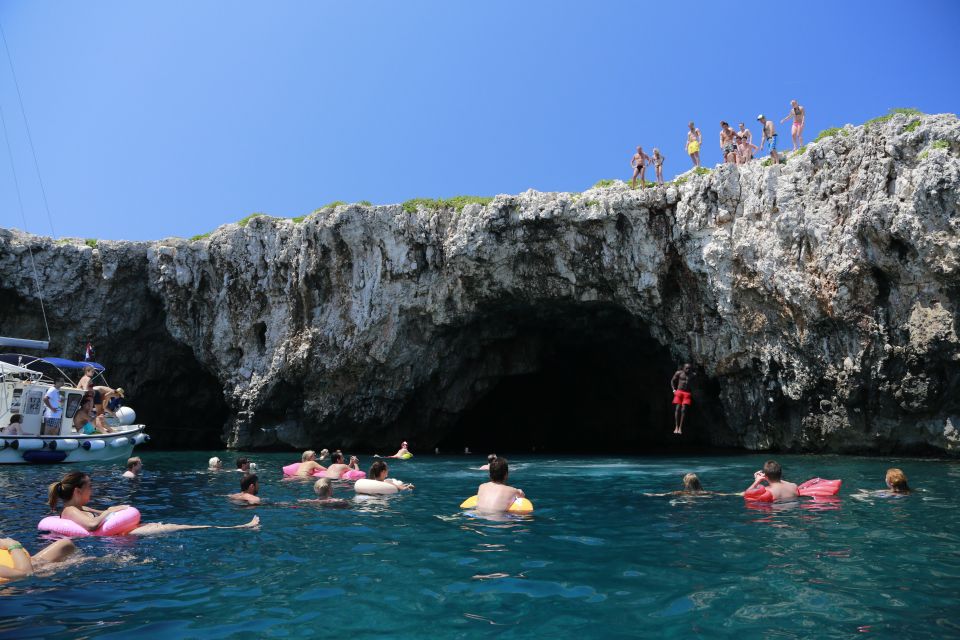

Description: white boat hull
[0,425,149,464]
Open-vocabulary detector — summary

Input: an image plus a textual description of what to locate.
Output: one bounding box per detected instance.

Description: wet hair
[720,121,729,127]
[886,468,910,493]
[240,473,258,492]
[126,457,142,470]
[302,450,316,462]
[369,460,387,480]
[9,414,22,425]
[489,457,509,483]
[48,471,89,509]
[236,457,249,469]
[763,460,782,482]
[208,456,221,469]
[487,454,497,463]
[682,473,703,491]
[331,452,344,464]
[313,478,332,498]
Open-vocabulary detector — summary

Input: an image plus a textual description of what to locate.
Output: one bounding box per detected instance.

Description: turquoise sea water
[1,452,959,639]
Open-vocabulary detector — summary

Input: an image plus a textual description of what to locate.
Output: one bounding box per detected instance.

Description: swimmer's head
[487,454,497,463]
[682,473,702,492]
[126,456,142,471]
[313,478,332,498]
[762,460,782,482]
[319,448,329,458]
[302,450,316,462]
[208,456,222,469]
[331,451,344,464]
[241,473,258,493]
[236,457,249,470]
[489,457,509,483]
[401,441,408,449]
[886,468,910,493]
[369,460,388,480]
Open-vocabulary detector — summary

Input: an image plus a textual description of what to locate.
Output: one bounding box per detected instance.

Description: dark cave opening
[424,303,730,454]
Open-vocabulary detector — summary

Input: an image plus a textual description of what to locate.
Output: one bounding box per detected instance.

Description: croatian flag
[84,342,94,361]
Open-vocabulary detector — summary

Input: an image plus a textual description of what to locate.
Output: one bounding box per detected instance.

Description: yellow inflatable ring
[460,495,533,513]
[0,547,30,568]
[400,453,413,460]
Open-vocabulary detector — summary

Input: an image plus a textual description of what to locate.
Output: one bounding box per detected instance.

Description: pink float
[38,507,142,537]
[797,478,842,497]
[282,462,326,477]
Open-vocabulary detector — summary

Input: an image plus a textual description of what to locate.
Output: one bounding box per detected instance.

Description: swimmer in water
[476,458,524,512]
[323,452,359,478]
[50,471,260,535]
[884,468,911,495]
[122,457,142,479]
[295,450,325,477]
[298,478,349,508]
[0,536,76,583]
[208,456,223,471]
[227,474,261,505]
[375,441,411,459]
[744,460,798,502]
[368,460,414,490]
[235,457,251,473]
[480,453,497,471]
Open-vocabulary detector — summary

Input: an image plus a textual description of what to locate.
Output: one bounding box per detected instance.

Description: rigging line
[0,86,52,343]
[0,20,56,239]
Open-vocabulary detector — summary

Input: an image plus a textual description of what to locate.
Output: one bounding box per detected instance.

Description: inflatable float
[38,507,141,537]
[744,478,842,502]
[460,495,534,514]
[282,463,364,480]
[0,548,29,568]
[355,478,402,495]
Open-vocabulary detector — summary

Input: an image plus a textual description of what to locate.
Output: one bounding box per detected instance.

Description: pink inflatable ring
[38,507,142,537]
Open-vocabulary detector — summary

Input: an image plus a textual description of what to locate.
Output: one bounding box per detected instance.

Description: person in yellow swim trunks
[0,536,76,583]
[476,458,525,512]
[686,121,702,168]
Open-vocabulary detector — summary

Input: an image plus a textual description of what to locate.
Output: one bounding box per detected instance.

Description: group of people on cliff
[630,99,806,189]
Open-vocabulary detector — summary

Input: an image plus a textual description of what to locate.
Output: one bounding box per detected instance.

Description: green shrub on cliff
[402,196,492,214]
[592,179,617,188]
[84,238,97,248]
[903,119,921,132]
[866,108,923,129]
[693,167,711,176]
[237,212,271,227]
[932,140,949,150]
[814,127,842,142]
[189,232,211,241]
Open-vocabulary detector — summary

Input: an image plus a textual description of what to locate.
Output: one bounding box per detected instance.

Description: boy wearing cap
[757,114,780,165]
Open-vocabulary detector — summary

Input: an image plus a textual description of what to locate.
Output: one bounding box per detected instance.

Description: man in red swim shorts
[670,363,695,435]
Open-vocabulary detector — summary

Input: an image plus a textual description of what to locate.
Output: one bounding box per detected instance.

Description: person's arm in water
[0,538,32,579]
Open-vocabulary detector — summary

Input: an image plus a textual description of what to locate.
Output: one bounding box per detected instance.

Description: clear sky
[0,1,958,241]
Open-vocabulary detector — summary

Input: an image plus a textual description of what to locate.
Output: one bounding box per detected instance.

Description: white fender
[82,439,106,451]
[11,438,44,451]
[131,433,150,446]
[110,437,131,448]
[50,439,80,451]
[115,406,136,426]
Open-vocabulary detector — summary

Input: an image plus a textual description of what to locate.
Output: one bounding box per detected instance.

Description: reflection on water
[0,452,958,638]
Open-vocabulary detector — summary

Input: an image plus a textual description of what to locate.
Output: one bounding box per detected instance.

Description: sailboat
[0,24,149,463]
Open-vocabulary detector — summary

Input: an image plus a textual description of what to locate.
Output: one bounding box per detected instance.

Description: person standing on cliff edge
[671,364,696,435]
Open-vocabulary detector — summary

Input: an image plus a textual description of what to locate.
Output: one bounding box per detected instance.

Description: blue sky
[0,1,958,241]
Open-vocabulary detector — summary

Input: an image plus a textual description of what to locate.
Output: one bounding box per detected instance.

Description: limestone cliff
[2,112,959,454]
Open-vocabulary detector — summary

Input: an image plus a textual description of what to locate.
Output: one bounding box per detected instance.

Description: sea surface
[1,452,958,639]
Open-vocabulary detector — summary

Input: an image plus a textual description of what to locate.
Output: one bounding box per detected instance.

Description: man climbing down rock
[671,363,695,435]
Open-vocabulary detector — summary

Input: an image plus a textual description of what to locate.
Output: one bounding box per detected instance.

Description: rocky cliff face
[2,113,959,454]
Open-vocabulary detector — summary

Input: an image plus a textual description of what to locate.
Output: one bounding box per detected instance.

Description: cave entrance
[428,303,727,454]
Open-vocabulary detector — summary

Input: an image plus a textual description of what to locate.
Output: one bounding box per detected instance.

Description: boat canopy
[0,360,41,376]
[0,354,105,372]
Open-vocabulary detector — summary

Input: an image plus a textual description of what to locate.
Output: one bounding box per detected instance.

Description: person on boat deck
[296,450,325,477]
[208,456,223,471]
[72,396,97,435]
[885,468,911,494]
[368,460,414,490]
[227,474,261,504]
[375,441,411,459]
[49,471,259,535]
[744,460,799,501]
[235,457,250,473]
[0,536,76,584]
[476,457,524,512]
[122,457,142,479]
[2,413,22,435]
[323,452,359,479]
[77,365,96,393]
[92,386,124,418]
[43,379,63,435]
[480,454,497,471]
[299,478,349,507]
